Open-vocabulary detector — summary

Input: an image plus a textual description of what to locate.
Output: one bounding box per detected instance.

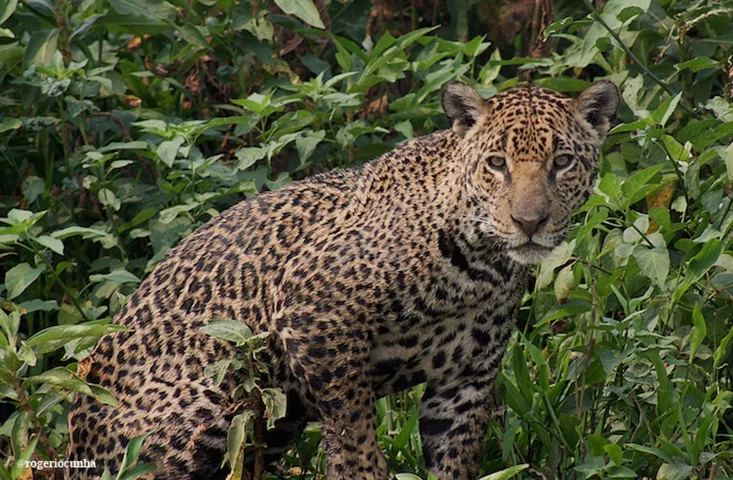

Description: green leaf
[96,141,149,153]
[232,8,273,40]
[633,245,669,289]
[393,120,413,139]
[4,263,45,299]
[201,319,253,346]
[89,270,141,285]
[118,431,157,479]
[34,234,64,254]
[235,146,266,171]
[713,144,733,183]
[175,23,208,48]
[537,241,572,290]
[117,461,157,480]
[227,410,255,470]
[25,0,55,17]
[535,76,589,92]
[604,442,623,465]
[295,130,326,168]
[26,324,128,354]
[98,188,121,211]
[9,428,38,476]
[660,134,688,162]
[108,0,176,20]
[24,366,93,394]
[0,308,19,339]
[625,443,676,464]
[2,208,45,227]
[20,299,59,312]
[20,176,45,204]
[499,372,531,416]
[689,303,707,363]
[676,56,719,73]
[477,464,529,480]
[647,352,674,417]
[512,344,533,403]
[232,91,282,116]
[598,173,622,201]
[99,12,167,34]
[16,342,37,366]
[713,324,733,369]
[87,384,119,406]
[656,462,694,480]
[109,160,134,170]
[554,264,575,303]
[616,6,644,23]
[261,387,287,429]
[119,208,157,233]
[272,0,324,28]
[0,117,21,132]
[536,299,592,327]
[651,92,682,127]
[23,28,58,68]
[672,239,723,304]
[609,118,653,134]
[607,466,639,478]
[51,226,107,239]
[158,203,197,224]
[621,164,664,208]
[50,226,114,249]
[370,30,396,59]
[0,0,17,25]
[543,16,573,39]
[589,435,608,457]
[390,408,419,452]
[156,135,185,167]
[558,414,579,451]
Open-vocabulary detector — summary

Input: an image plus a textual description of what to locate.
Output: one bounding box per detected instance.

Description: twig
[570,256,615,276]
[632,393,654,440]
[581,0,698,118]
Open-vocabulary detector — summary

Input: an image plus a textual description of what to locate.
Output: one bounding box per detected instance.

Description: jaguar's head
[442,80,619,264]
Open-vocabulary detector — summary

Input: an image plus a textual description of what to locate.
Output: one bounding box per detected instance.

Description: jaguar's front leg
[277,309,389,480]
[419,373,496,480]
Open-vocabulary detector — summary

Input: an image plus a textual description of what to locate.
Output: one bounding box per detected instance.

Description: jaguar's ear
[441,81,489,137]
[574,80,620,141]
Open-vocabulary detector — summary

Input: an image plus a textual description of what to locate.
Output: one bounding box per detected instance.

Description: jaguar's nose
[511,212,550,238]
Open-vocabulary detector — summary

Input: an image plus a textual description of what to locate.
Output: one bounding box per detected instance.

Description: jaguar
[66,79,619,479]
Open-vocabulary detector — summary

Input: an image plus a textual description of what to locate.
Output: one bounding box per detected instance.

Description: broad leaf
[201,319,253,346]
[477,464,530,480]
[272,0,324,28]
[5,263,45,299]
[633,245,669,290]
[688,303,707,363]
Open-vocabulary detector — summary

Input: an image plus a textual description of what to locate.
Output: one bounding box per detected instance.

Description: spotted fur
[66,80,619,480]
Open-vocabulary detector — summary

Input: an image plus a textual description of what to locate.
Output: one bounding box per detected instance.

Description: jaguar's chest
[368,278,521,398]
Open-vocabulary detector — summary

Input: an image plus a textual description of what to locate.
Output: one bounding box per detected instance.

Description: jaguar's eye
[487,156,506,169]
[553,155,572,169]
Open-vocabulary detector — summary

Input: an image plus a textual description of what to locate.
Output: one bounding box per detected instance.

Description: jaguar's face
[442,81,620,264]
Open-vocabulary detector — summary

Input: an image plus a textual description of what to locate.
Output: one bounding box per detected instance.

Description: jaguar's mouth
[506,242,554,265]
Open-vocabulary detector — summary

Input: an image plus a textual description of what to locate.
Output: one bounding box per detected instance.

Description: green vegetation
[0,0,732,478]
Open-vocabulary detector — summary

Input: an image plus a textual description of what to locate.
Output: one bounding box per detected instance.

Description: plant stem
[22,238,90,322]
[581,0,698,118]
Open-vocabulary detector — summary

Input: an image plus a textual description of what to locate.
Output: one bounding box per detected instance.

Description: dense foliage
[0,0,732,478]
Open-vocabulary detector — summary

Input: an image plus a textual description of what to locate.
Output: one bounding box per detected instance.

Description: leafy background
[0,0,732,478]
